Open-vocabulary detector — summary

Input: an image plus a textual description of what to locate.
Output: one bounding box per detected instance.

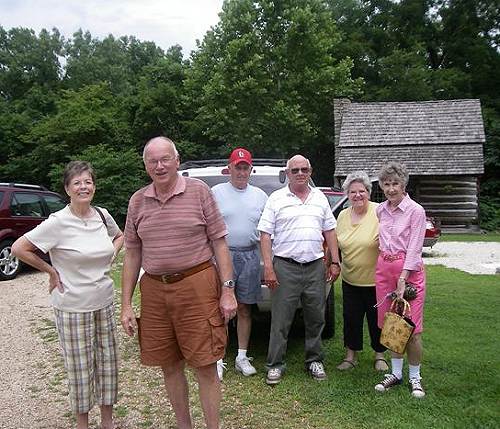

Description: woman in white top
[13,161,124,429]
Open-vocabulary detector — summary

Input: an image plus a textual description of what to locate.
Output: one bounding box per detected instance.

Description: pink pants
[375,252,426,334]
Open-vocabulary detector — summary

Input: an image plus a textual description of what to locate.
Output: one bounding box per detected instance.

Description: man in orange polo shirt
[120,136,237,429]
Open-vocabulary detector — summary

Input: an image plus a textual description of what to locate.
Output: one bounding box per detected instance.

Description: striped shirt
[124,176,227,274]
[257,185,336,263]
[376,194,426,271]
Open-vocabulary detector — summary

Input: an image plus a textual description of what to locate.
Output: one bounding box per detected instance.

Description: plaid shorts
[54,304,119,414]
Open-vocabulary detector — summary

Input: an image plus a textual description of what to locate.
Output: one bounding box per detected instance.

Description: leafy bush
[479,197,500,232]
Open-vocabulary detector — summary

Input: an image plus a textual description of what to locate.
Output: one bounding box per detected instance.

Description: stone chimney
[333,98,351,187]
[333,97,351,165]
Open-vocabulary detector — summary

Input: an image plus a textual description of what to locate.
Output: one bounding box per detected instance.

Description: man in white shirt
[258,154,341,385]
[212,148,268,379]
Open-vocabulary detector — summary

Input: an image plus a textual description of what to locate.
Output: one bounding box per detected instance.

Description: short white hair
[142,136,179,161]
[342,171,372,194]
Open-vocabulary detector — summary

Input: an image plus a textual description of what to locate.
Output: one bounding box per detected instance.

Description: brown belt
[146,260,213,284]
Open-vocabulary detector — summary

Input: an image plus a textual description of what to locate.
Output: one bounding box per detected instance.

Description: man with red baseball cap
[229,147,252,164]
[212,148,268,379]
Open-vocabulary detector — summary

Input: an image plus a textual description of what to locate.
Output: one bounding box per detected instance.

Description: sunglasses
[290,167,311,174]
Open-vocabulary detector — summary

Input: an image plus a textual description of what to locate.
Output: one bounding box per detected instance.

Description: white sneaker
[266,367,283,385]
[235,356,257,376]
[409,377,426,398]
[308,361,327,380]
[375,373,403,392]
[216,359,226,381]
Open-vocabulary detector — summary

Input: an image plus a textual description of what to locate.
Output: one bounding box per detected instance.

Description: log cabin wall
[415,176,480,230]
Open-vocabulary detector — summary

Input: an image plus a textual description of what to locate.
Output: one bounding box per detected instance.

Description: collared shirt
[257,185,336,263]
[211,182,268,248]
[124,175,227,274]
[376,194,426,271]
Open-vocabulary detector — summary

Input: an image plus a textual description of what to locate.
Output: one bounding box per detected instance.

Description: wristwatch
[223,279,235,289]
[331,261,340,267]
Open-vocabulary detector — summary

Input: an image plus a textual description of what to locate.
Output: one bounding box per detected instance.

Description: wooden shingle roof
[335,99,485,176]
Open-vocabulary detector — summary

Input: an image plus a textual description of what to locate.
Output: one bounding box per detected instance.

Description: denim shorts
[230,246,262,304]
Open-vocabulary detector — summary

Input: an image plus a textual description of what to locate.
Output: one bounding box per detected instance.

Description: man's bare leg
[162,360,192,429]
[194,363,221,429]
[237,303,252,349]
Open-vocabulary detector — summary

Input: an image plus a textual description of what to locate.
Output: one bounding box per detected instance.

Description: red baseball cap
[229,148,252,165]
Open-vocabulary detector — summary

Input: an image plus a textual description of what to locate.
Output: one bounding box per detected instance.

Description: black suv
[0,183,66,280]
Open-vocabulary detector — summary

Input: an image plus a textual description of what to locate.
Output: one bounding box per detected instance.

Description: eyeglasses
[145,156,176,167]
[290,167,311,174]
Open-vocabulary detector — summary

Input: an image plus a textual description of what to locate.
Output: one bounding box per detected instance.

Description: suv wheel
[0,240,21,281]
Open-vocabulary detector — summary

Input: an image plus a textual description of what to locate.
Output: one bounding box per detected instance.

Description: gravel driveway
[0,271,70,429]
[423,241,500,275]
[1,241,498,428]
[0,270,198,429]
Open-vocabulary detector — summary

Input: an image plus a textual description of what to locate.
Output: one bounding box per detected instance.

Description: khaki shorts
[138,264,227,368]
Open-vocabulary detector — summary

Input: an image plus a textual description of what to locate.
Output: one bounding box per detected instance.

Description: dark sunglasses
[290,167,311,174]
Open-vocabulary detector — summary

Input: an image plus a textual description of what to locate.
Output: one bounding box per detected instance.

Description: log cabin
[333,98,485,231]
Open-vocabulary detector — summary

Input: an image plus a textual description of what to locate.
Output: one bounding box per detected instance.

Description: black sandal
[374,358,389,371]
[336,359,357,370]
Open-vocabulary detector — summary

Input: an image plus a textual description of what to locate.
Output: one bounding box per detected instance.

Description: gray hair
[142,136,179,161]
[63,160,96,188]
[342,171,372,194]
[378,161,409,188]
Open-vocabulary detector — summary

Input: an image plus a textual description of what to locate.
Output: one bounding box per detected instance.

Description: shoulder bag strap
[93,206,108,228]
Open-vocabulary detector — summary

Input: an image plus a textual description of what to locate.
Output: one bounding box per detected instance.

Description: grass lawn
[112,265,500,428]
[440,233,500,242]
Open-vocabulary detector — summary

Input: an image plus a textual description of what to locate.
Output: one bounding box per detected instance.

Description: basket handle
[390,298,411,317]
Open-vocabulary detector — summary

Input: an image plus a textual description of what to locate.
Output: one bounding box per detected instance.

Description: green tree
[332,0,500,100]
[0,83,132,185]
[0,26,64,168]
[63,30,165,95]
[0,26,63,100]
[130,46,190,143]
[48,144,147,226]
[185,0,361,182]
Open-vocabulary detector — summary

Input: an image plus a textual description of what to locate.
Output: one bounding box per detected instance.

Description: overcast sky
[0,0,225,56]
